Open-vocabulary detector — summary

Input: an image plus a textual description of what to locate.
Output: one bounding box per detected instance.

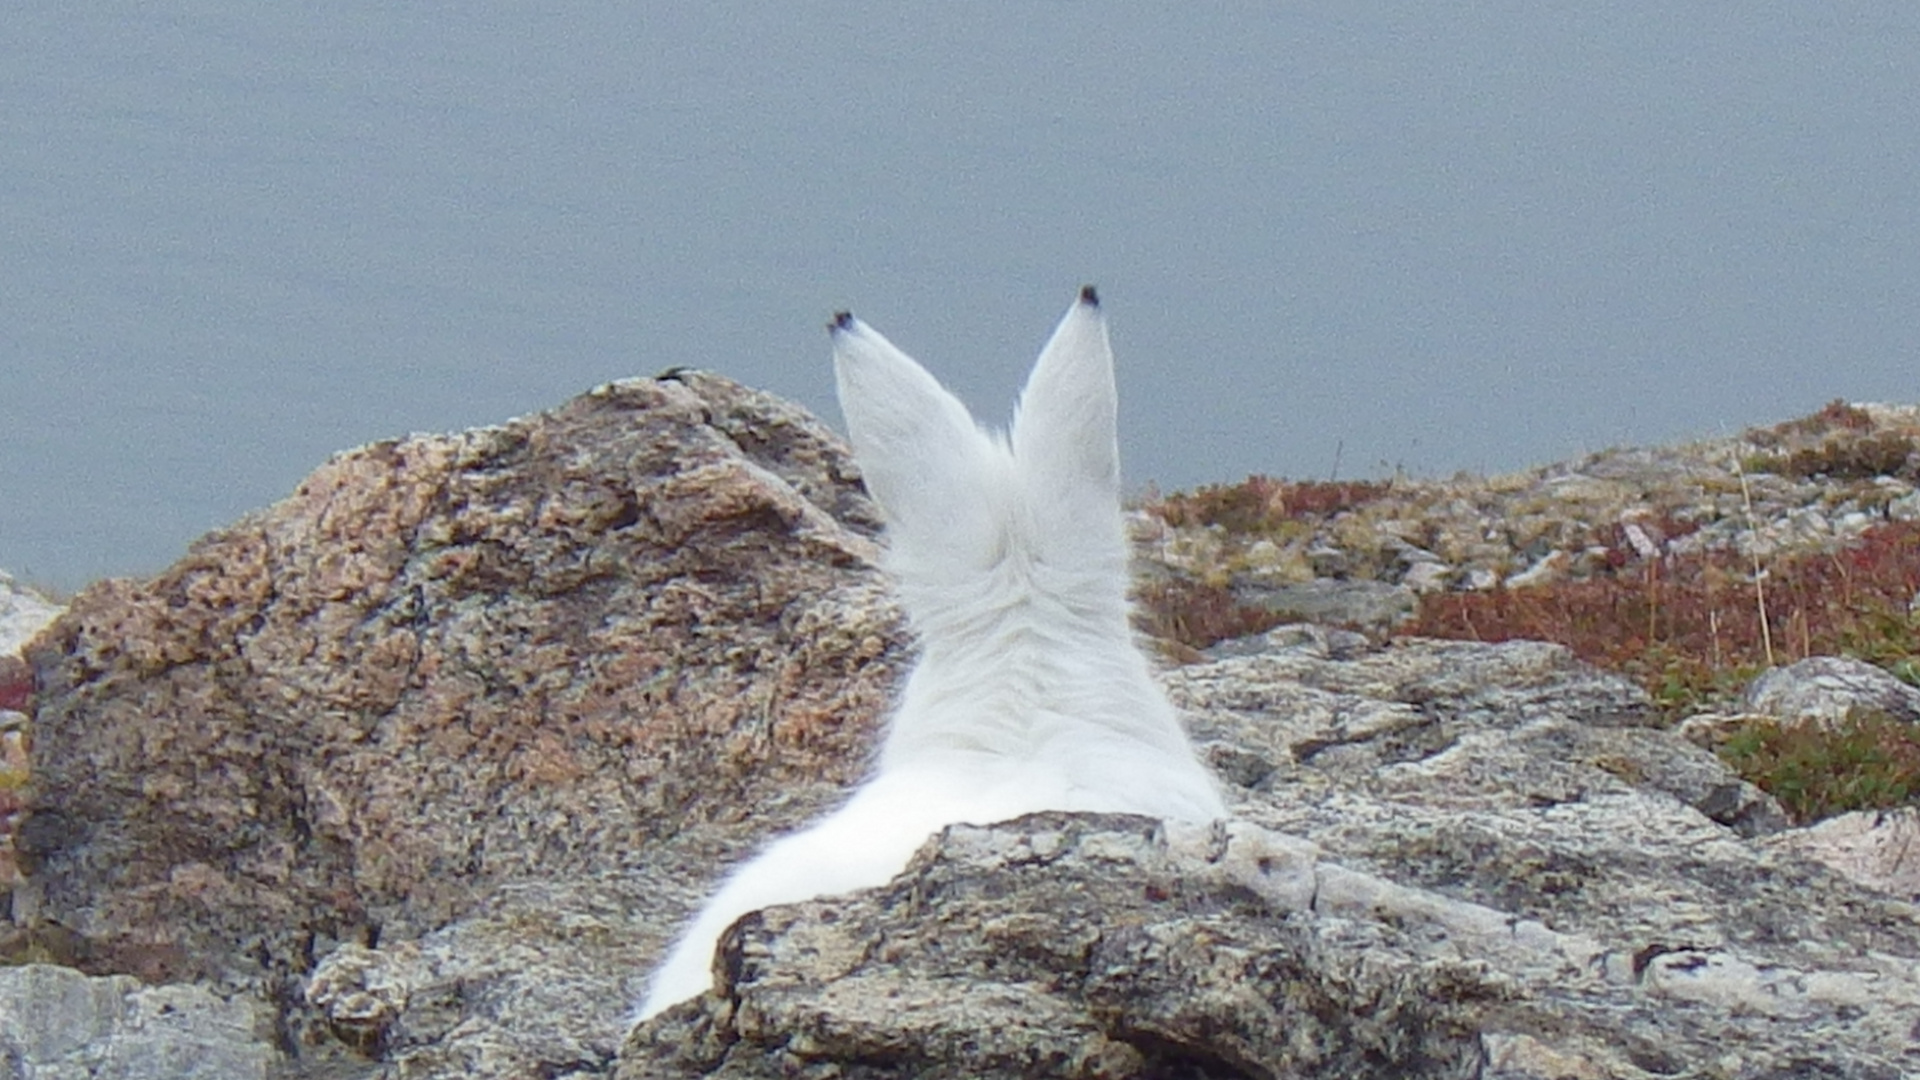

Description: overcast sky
[6,3,1918,590]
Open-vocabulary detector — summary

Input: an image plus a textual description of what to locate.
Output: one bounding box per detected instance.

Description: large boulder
[622,812,1917,1079]
[21,372,909,1069]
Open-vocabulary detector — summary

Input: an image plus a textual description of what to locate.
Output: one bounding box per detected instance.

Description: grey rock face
[621,814,1919,1079]
[1742,655,1920,726]
[0,963,273,1080]
[1769,807,1920,900]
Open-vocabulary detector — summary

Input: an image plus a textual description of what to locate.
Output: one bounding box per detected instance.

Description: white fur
[635,290,1226,1020]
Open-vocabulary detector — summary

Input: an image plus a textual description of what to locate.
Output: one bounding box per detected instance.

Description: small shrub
[1749,399,1876,448]
[1719,713,1920,823]
[1776,430,1918,481]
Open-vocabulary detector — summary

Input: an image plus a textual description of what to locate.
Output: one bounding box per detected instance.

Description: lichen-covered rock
[22,372,909,1069]
[0,963,273,1080]
[305,878,656,1077]
[1168,630,1789,837]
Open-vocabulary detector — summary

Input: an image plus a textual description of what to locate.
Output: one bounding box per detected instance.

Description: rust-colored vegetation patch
[1407,521,1920,717]
[1134,580,1289,652]
[0,657,28,713]
[1144,476,1393,534]
[1719,713,1920,824]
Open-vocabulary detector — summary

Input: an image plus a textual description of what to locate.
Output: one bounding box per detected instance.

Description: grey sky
[5,3,1918,590]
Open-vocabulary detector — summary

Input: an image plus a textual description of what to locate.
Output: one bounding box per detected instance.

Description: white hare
[636,287,1226,1020]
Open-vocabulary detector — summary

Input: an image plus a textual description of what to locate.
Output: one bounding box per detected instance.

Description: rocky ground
[1135,398,1920,637]
[3,384,1919,1078]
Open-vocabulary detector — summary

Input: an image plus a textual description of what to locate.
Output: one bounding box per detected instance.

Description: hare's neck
[878,571,1178,768]
[895,561,1137,659]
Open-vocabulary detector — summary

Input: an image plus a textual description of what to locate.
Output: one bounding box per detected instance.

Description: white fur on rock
[635,288,1226,1020]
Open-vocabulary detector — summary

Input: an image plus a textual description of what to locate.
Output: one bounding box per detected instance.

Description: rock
[1503,548,1570,589]
[0,963,274,1079]
[1889,490,1920,522]
[620,812,1918,1079]
[0,570,63,658]
[1167,635,1787,837]
[1742,655,1920,727]
[23,372,909,1072]
[305,879,651,1076]
[1768,807,1920,900]
[1400,560,1454,593]
[1229,577,1416,632]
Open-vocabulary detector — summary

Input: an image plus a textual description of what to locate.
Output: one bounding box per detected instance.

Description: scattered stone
[1229,578,1416,632]
[1140,401,1920,617]
[1401,560,1454,593]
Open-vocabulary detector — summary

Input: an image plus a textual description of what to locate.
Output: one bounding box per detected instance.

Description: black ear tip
[1079,285,1100,308]
[829,311,855,333]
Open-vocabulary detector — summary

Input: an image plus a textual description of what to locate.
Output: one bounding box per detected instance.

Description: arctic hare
[636,287,1225,1019]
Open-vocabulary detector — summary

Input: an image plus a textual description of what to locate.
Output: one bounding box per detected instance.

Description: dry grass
[1407,519,1920,823]
[1140,407,1920,823]
[1406,521,1920,717]
[1744,399,1920,481]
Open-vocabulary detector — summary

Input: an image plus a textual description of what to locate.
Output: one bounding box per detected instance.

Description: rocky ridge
[3,381,1918,1077]
[1137,400,1920,630]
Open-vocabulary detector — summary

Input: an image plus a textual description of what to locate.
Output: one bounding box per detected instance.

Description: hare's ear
[1011,287,1122,517]
[831,312,999,562]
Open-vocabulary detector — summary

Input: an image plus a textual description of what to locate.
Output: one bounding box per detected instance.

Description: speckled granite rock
[22,371,908,1073]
